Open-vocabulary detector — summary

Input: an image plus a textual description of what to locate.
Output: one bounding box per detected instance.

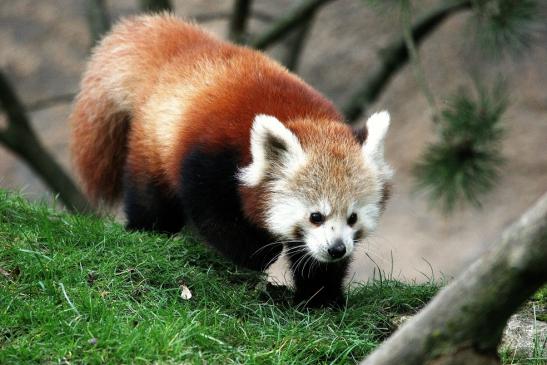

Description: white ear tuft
[363,111,393,179]
[238,114,306,186]
[363,111,390,155]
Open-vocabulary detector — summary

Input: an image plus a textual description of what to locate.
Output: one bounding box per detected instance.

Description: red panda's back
[97,15,342,190]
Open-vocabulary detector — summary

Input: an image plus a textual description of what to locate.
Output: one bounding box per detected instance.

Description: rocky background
[1,0,546,284]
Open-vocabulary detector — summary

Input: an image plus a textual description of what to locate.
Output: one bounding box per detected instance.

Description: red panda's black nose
[328,240,346,259]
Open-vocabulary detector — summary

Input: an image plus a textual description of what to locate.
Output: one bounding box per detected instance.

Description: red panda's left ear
[362,111,393,180]
[352,127,367,145]
[238,114,306,187]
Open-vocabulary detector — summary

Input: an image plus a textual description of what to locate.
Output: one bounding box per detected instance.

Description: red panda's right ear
[238,114,306,187]
[362,111,394,180]
[352,127,367,145]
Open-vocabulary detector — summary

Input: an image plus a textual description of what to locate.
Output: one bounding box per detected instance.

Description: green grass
[0,189,436,364]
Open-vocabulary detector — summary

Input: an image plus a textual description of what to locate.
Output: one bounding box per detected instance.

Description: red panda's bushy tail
[70,90,130,205]
[70,16,154,205]
[70,14,211,205]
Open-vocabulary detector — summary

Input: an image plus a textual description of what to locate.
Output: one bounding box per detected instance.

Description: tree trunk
[0,72,92,213]
[360,192,547,364]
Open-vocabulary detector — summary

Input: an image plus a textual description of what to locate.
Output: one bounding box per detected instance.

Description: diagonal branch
[361,191,547,365]
[192,10,274,24]
[400,0,440,123]
[138,0,173,12]
[281,9,316,72]
[343,0,472,124]
[87,0,111,45]
[0,71,92,213]
[26,92,76,112]
[229,0,253,43]
[250,0,337,50]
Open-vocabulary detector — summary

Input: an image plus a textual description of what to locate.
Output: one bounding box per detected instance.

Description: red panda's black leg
[287,247,349,308]
[180,146,283,271]
[123,171,185,234]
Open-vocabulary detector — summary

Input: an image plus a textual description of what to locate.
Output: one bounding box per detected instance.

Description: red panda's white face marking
[240,112,392,263]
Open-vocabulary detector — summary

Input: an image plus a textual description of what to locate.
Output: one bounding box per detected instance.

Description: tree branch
[26,92,76,112]
[229,0,253,43]
[192,10,274,24]
[400,0,440,123]
[87,0,111,45]
[138,0,173,12]
[281,10,316,72]
[250,0,337,50]
[361,191,547,365]
[0,72,92,213]
[343,1,471,124]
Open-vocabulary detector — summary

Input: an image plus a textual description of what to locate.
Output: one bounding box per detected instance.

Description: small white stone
[180,283,192,300]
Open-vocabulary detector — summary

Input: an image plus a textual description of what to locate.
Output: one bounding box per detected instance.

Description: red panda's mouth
[311,251,349,263]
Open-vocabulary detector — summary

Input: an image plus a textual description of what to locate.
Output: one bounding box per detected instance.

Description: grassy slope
[0,190,438,364]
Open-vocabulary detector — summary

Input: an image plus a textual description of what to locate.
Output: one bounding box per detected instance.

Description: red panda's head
[238,112,393,263]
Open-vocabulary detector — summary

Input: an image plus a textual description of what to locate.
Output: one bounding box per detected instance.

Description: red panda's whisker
[304,255,316,279]
[292,254,309,276]
[263,252,284,270]
[251,239,303,257]
[251,241,284,257]
[283,247,309,257]
[300,254,314,278]
[251,240,305,257]
[284,244,307,252]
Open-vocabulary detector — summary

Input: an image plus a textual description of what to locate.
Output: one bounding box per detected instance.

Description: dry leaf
[0,266,20,280]
[99,290,109,298]
[0,267,11,278]
[180,283,192,300]
[87,271,98,286]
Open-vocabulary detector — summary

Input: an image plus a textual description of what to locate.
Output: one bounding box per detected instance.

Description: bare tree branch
[400,0,440,123]
[250,0,337,50]
[343,0,471,124]
[87,0,111,45]
[192,10,274,24]
[26,93,76,112]
[138,0,173,12]
[361,191,547,365]
[0,72,92,213]
[281,10,316,72]
[229,0,253,43]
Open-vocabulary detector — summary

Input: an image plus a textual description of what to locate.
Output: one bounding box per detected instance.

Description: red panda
[70,14,393,307]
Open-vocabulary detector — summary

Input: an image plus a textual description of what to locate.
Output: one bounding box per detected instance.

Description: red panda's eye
[309,212,325,226]
[347,213,358,226]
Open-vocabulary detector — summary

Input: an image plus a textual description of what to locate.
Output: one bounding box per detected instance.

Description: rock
[500,309,547,359]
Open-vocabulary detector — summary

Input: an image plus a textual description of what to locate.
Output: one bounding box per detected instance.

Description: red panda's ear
[362,111,393,180]
[352,127,367,145]
[238,114,306,187]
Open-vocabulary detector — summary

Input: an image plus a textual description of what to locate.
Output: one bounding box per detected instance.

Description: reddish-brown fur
[70,15,393,308]
[70,14,348,206]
